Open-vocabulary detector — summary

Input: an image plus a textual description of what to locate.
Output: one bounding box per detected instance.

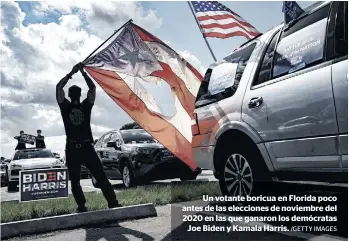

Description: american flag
[191,1,261,40]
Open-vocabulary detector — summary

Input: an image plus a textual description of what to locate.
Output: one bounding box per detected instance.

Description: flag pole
[82,19,133,63]
[187,1,217,62]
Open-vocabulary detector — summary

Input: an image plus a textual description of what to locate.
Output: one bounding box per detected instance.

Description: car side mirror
[54,154,60,159]
[106,141,116,148]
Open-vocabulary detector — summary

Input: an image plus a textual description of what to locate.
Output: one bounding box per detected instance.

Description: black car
[62,156,90,179]
[93,129,200,188]
[0,162,8,187]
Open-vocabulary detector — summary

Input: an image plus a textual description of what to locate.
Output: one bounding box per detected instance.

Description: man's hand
[70,62,83,76]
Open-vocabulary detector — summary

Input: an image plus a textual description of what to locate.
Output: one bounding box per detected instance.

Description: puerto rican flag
[191,1,261,40]
[83,23,203,170]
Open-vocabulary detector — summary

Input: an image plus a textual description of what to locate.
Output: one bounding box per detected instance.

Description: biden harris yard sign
[20,168,68,202]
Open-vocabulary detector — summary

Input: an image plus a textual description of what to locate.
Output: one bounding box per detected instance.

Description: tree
[120,121,142,130]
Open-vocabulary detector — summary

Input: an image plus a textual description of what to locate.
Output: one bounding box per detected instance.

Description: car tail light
[191,113,200,136]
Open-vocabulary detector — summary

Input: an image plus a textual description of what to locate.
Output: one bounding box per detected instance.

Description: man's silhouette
[35,130,46,149]
[56,63,121,212]
[14,131,26,150]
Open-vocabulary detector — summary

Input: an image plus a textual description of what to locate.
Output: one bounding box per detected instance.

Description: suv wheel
[122,164,136,188]
[7,181,17,192]
[218,142,271,197]
[91,175,100,188]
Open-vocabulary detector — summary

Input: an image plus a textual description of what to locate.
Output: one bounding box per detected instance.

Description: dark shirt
[14,136,26,150]
[58,98,94,142]
[36,135,46,148]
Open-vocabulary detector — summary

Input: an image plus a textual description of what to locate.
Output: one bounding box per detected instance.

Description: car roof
[222,1,330,60]
[119,129,145,133]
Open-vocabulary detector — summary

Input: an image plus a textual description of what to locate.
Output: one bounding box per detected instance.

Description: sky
[0,1,314,158]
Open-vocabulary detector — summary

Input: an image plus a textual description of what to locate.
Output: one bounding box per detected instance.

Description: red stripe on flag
[204,31,258,39]
[200,22,259,36]
[85,67,198,170]
[197,14,255,29]
[151,62,196,118]
[133,23,203,83]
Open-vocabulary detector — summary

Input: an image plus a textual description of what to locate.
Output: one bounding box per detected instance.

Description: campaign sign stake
[20,168,69,202]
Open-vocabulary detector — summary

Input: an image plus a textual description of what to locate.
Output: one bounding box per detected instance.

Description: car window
[109,132,120,142]
[102,133,112,147]
[195,43,256,108]
[95,136,105,148]
[121,131,156,144]
[272,5,330,79]
[334,2,348,58]
[254,31,280,86]
[13,149,53,160]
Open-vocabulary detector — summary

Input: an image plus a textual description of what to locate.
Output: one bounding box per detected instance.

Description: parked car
[0,161,8,187]
[192,1,348,197]
[93,129,199,188]
[7,148,65,191]
[61,156,90,179]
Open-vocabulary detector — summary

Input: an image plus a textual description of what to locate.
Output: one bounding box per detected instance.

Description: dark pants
[65,142,117,207]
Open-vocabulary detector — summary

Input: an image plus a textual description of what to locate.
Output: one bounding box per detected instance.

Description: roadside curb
[170,178,209,184]
[1,203,157,239]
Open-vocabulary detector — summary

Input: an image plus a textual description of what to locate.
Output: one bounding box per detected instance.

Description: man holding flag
[56,63,121,212]
[56,21,204,211]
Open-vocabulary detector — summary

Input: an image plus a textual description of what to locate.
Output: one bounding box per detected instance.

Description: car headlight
[135,148,153,155]
[10,163,22,168]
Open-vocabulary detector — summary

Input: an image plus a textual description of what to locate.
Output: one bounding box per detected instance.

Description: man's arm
[56,75,71,104]
[80,68,96,105]
[56,63,81,104]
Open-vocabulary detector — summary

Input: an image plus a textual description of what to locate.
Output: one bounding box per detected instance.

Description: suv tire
[217,141,271,197]
[122,163,136,188]
[7,181,17,192]
[91,175,100,188]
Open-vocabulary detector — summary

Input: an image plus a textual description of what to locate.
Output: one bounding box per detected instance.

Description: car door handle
[248,97,263,108]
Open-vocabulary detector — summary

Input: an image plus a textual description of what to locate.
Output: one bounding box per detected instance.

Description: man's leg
[65,148,87,211]
[83,144,120,207]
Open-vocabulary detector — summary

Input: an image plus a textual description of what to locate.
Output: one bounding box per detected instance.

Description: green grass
[1,182,220,223]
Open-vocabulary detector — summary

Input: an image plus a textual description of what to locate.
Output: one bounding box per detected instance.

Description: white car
[7,148,64,191]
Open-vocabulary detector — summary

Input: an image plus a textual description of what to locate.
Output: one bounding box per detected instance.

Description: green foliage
[120,122,142,130]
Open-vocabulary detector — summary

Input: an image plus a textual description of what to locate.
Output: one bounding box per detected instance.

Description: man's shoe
[76,206,88,213]
[108,201,122,208]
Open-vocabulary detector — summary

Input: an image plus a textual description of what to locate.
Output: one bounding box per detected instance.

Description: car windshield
[121,131,157,144]
[13,149,53,160]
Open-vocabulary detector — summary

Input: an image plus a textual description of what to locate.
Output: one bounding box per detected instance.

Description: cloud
[33,1,163,39]
[179,50,206,75]
[0,1,204,159]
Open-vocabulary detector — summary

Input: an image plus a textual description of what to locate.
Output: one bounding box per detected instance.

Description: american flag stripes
[191,1,261,40]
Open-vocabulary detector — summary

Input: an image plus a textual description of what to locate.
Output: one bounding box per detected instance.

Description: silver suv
[192,1,347,197]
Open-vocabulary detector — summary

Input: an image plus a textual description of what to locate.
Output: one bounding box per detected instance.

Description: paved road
[0,170,216,202]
